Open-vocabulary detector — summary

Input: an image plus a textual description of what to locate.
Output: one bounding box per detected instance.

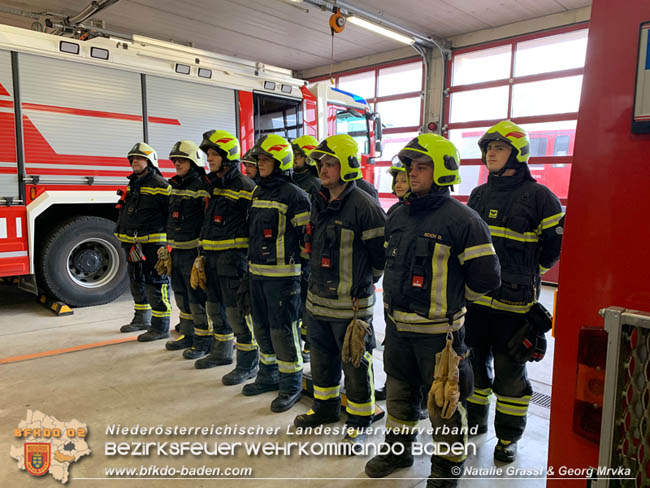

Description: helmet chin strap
[489,151,519,176]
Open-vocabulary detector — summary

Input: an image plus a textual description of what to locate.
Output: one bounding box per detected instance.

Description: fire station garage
[0,0,648,487]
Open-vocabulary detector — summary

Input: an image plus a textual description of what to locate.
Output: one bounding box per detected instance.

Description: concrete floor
[0,283,556,487]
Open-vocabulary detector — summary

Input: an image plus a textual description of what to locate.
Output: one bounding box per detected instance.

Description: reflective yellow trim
[467,387,492,406]
[473,296,533,314]
[276,211,286,264]
[306,301,373,320]
[458,243,496,264]
[260,351,277,365]
[496,394,531,405]
[313,384,341,401]
[429,242,450,319]
[385,413,418,433]
[200,237,249,251]
[214,333,234,341]
[337,228,354,298]
[361,227,384,241]
[496,405,528,417]
[235,342,258,351]
[306,291,373,310]
[278,359,303,374]
[248,262,301,277]
[539,264,550,274]
[141,186,171,196]
[179,311,194,320]
[540,212,564,230]
[151,284,172,318]
[290,319,303,370]
[244,314,257,347]
[171,188,208,198]
[194,328,212,336]
[252,200,288,213]
[134,303,151,311]
[291,211,310,228]
[489,225,539,243]
[464,285,486,302]
[496,394,531,417]
[168,238,199,249]
[389,308,465,335]
[212,188,253,201]
[346,399,374,416]
[115,233,167,244]
[152,310,172,318]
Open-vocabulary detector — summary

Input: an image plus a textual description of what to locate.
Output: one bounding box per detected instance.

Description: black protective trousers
[384,314,473,466]
[306,311,376,427]
[170,249,207,339]
[250,277,302,395]
[204,251,256,353]
[123,243,171,332]
[464,306,533,442]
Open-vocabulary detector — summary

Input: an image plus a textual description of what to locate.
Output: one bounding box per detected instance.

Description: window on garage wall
[445,24,588,205]
[322,58,423,201]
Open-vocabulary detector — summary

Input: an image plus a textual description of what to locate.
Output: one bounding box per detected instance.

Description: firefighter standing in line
[193,130,259,385]
[242,149,258,180]
[293,134,386,446]
[243,134,311,413]
[162,141,211,357]
[115,142,173,341]
[291,135,321,363]
[464,120,564,463]
[364,134,501,487]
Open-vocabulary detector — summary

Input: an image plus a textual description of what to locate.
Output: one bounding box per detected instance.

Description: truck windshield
[335,108,370,155]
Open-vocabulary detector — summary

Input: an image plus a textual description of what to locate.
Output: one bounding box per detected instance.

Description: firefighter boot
[494,439,517,462]
[270,372,302,413]
[222,349,259,386]
[293,404,341,428]
[120,307,151,333]
[365,433,415,478]
[193,338,233,366]
[242,363,279,396]
[137,328,170,342]
[165,317,193,350]
[427,457,464,487]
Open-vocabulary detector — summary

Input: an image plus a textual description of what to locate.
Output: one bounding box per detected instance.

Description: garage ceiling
[0,0,591,72]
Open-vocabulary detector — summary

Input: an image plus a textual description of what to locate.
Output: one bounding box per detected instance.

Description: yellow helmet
[169,140,204,167]
[250,134,293,173]
[241,148,257,166]
[397,134,461,187]
[128,142,158,168]
[478,120,530,165]
[310,134,361,182]
[200,130,241,164]
[291,135,319,168]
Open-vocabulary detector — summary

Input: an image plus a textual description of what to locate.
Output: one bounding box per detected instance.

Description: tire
[37,216,128,307]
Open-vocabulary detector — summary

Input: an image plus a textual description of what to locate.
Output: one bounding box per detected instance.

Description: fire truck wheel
[38,216,128,307]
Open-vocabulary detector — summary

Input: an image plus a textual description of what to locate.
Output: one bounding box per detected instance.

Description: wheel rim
[66,238,120,289]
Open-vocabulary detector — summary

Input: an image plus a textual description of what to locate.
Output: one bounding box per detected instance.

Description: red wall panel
[548,0,650,481]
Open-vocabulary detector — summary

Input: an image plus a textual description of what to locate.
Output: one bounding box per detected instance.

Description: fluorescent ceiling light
[347,16,415,45]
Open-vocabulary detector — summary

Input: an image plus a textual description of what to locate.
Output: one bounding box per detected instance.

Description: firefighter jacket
[293,167,321,201]
[384,188,501,335]
[200,164,255,276]
[115,167,171,244]
[166,166,208,250]
[467,167,564,314]
[247,175,311,279]
[357,178,379,200]
[306,181,386,320]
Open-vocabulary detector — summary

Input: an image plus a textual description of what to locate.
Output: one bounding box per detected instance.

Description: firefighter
[162,141,211,357]
[242,149,258,180]
[115,142,172,341]
[194,130,259,385]
[364,134,501,487]
[243,134,311,413]
[293,134,386,446]
[464,120,564,463]
[291,135,321,363]
[376,157,409,402]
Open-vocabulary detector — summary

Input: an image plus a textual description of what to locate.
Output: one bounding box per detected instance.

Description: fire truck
[0,24,381,307]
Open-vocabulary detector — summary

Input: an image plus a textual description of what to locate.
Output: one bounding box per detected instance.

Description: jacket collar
[170,166,204,188]
[206,163,240,188]
[314,180,357,213]
[487,164,535,190]
[405,186,450,214]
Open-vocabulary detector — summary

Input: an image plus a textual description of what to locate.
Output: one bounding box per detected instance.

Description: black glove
[507,322,547,363]
[527,301,553,333]
[236,274,251,317]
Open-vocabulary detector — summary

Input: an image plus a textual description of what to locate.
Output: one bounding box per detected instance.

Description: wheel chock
[38,295,73,316]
